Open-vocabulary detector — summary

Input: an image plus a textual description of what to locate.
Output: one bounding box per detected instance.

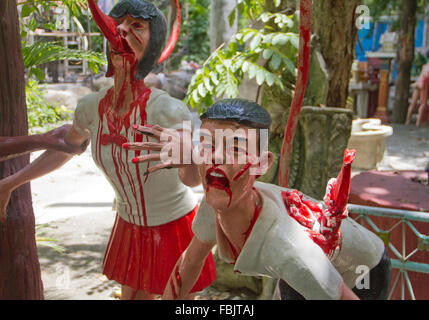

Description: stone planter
[347,118,393,170]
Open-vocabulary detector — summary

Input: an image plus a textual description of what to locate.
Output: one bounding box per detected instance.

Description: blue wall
[356,20,425,62]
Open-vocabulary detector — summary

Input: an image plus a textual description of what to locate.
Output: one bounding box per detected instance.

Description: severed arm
[162,236,214,300]
[0,126,89,222]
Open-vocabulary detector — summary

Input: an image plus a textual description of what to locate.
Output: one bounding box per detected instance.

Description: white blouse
[72,86,197,227]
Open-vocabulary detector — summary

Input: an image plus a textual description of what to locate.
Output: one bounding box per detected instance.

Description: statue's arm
[0,125,89,222]
[162,236,214,300]
[0,124,88,162]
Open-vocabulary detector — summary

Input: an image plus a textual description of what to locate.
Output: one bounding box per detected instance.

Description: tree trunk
[312,0,361,108]
[0,0,44,299]
[392,0,417,123]
[209,0,238,52]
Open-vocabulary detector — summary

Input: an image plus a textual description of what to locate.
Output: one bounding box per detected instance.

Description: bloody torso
[74,86,197,227]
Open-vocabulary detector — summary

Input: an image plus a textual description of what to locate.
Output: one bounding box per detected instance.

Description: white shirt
[72,87,197,226]
[192,181,385,300]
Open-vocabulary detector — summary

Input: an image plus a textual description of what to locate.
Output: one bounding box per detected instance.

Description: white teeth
[210,172,224,177]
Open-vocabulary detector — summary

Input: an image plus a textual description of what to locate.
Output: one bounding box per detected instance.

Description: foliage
[23,40,106,82]
[229,0,266,26]
[167,0,211,69]
[36,224,65,253]
[17,1,106,128]
[362,0,429,25]
[185,3,299,114]
[19,0,87,19]
[26,79,72,129]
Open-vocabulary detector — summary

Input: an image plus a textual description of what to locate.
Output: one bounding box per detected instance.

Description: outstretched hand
[124,124,194,175]
[43,124,89,155]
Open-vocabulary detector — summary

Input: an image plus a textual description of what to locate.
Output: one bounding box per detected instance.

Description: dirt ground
[32,123,429,300]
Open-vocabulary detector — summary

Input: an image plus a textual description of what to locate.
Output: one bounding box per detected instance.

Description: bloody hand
[123,124,194,175]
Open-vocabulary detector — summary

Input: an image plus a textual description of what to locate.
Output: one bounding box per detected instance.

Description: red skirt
[102,206,217,294]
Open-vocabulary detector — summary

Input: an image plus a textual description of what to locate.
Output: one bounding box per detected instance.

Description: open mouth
[110,37,134,56]
[206,167,230,190]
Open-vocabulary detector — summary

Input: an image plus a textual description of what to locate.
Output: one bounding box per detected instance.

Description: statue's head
[198,99,274,211]
[107,0,167,80]
[89,0,177,80]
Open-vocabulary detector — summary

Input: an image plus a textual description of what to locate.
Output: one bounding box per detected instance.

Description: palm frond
[22,40,106,73]
[36,237,66,253]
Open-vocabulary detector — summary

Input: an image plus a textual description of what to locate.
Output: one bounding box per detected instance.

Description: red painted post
[278,0,312,188]
[158,0,182,63]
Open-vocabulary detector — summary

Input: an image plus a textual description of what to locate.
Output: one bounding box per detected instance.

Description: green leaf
[266,73,276,86]
[203,77,213,92]
[243,31,255,43]
[250,34,262,51]
[269,54,282,71]
[192,89,200,103]
[272,34,289,46]
[21,4,34,18]
[256,69,266,86]
[260,12,271,23]
[210,72,220,85]
[263,48,274,60]
[283,57,296,74]
[222,59,232,69]
[27,17,38,32]
[198,83,208,97]
[215,64,225,74]
[30,67,45,81]
[248,63,257,79]
[242,61,249,73]
[289,35,300,49]
[229,7,237,27]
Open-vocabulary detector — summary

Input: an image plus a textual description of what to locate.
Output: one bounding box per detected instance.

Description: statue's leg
[121,285,156,300]
[352,248,392,300]
[277,279,306,300]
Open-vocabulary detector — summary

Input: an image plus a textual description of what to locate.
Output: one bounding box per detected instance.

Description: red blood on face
[232,161,252,181]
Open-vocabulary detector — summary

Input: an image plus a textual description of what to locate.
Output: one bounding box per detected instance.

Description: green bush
[26,79,72,131]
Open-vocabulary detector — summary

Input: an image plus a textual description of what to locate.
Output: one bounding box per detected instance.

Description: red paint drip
[134,88,151,223]
[111,145,134,219]
[96,56,152,225]
[223,192,262,265]
[232,162,252,181]
[144,135,150,183]
[205,185,233,208]
[129,29,143,45]
[242,192,262,243]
